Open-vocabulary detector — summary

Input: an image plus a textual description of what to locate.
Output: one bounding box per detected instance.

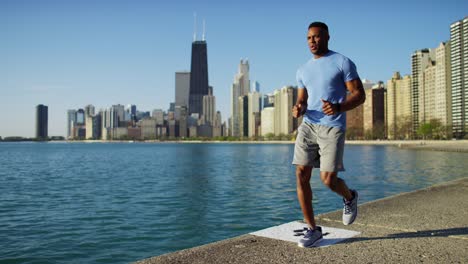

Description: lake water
[1,142,466,263]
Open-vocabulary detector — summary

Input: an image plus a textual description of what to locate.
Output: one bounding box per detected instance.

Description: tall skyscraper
[238,95,249,137]
[450,17,468,139]
[261,107,275,136]
[363,86,385,139]
[67,109,77,139]
[230,59,250,136]
[418,41,452,137]
[248,91,261,137]
[411,49,434,137]
[152,109,164,126]
[273,86,297,136]
[125,104,137,121]
[36,104,48,139]
[111,104,125,126]
[346,102,364,139]
[387,72,412,139]
[175,71,191,109]
[434,42,452,134]
[189,32,209,115]
[86,114,101,140]
[252,80,260,93]
[202,87,215,125]
[84,104,95,118]
[76,109,85,125]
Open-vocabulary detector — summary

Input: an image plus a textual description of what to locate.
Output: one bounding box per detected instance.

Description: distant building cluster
[67,19,226,141]
[227,59,301,138]
[383,17,467,139]
[66,102,225,140]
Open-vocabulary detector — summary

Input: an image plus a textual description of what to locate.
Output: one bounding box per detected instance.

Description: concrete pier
[135,177,468,263]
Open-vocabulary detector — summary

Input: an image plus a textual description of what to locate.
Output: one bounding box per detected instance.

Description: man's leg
[296,165,316,229]
[320,171,358,225]
[319,171,353,201]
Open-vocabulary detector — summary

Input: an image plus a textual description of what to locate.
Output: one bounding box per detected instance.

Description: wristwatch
[336,103,341,113]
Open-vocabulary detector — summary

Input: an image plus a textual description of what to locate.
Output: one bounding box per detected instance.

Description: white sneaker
[343,190,358,225]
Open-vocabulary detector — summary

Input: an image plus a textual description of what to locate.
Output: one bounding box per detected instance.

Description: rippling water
[1,142,466,263]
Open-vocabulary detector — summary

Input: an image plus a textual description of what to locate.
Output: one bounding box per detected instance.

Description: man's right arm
[292,88,308,118]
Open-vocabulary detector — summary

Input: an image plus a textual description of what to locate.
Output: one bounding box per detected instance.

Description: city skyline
[1,0,467,137]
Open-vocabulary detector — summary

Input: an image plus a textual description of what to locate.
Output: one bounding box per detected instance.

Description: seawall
[135,177,468,263]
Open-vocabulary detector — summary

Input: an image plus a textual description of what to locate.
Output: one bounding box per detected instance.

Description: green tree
[417,123,433,140]
[373,122,386,139]
[396,116,412,139]
[264,133,275,141]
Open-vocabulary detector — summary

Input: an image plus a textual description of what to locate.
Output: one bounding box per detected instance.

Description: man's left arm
[340,78,366,112]
[322,79,365,115]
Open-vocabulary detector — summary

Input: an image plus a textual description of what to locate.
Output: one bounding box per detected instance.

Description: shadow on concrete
[345,227,468,243]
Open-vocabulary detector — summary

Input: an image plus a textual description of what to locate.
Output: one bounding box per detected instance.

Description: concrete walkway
[135,177,468,263]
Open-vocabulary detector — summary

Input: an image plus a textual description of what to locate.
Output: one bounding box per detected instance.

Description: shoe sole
[297,237,323,248]
[343,212,357,225]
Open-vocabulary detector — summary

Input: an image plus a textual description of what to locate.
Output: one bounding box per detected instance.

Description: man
[292,21,365,248]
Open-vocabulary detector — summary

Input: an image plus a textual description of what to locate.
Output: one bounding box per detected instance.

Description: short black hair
[308,21,329,33]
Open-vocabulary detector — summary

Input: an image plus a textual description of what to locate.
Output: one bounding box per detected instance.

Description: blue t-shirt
[296,50,360,130]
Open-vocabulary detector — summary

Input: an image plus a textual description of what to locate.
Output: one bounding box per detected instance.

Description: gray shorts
[292,122,346,172]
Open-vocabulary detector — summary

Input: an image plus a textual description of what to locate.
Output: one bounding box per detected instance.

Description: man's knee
[320,172,338,190]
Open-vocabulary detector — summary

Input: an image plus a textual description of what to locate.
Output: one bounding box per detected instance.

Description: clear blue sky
[1,0,466,137]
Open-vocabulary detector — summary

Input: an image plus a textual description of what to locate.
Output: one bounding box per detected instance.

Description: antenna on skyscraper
[193,12,197,41]
[202,19,206,41]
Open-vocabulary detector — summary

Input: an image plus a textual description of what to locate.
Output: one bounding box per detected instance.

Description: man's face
[307,27,329,56]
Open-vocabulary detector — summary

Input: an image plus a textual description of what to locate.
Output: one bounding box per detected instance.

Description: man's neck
[313,49,330,59]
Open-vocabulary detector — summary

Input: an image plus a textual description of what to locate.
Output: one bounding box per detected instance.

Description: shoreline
[3,139,468,152]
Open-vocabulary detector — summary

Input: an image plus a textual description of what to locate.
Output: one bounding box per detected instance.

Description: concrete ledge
[135,177,468,263]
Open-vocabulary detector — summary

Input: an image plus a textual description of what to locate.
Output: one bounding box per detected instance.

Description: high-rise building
[411,49,434,137]
[450,17,468,139]
[67,109,77,139]
[189,39,209,115]
[85,113,101,140]
[84,104,95,118]
[101,105,124,139]
[421,60,437,125]
[273,86,297,136]
[125,104,137,121]
[140,119,157,140]
[213,111,223,137]
[238,95,249,137]
[230,59,250,136]
[346,103,364,139]
[387,72,412,139]
[263,93,275,108]
[76,109,85,125]
[179,106,188,138]
[111,104,125,127]
[202,87,215,125]
[248,91,262,137]
[252,80,260,93]
[36,104,48,139]
[152,109,164,126]
[363,86,385,139]
[261,107,275,136]
[175,71,191,109]
[434,42,452,135]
